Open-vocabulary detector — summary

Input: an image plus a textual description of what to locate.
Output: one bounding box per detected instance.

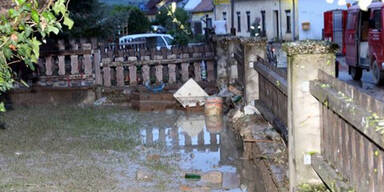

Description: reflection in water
[140,113,266,192]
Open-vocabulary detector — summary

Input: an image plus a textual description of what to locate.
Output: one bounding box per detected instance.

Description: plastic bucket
[205,96,223,116]
[205,115,224,133]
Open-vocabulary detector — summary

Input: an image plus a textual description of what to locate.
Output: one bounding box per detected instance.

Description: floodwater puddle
[0,106,266,192]
[139,113,266,192]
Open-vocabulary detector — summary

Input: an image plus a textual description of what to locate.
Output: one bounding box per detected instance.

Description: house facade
[214,0,299,41]
[297,0,353,40]
[214,0,355,41]
[189,0,215,34]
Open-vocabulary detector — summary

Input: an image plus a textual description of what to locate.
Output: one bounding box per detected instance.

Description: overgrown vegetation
[0,0,72,111]
[110,5,151,35]
[0,105,141,152]
[61,0,108,38]
[297,183,330,192]
[59,1,151,40]
[154,3,191,46]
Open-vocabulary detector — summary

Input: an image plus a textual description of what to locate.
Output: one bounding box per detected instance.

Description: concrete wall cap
[213,35,266,46]
[240,37,267,46]
[282,40,338,56]
[212,35,240,42]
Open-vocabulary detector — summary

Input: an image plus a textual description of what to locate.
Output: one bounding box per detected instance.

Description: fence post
[283,41,337,191]
[94,50,102,85]
[58,40,65,75]
[228,38,239,84]
[101,58,112,87]
[45,56,53,76]
[83,43,93,75]
[70,41,79,75]
[242,38,266,105]
[215,37,230,88]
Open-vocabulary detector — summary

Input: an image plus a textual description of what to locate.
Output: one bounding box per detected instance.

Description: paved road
[338,57,384,102]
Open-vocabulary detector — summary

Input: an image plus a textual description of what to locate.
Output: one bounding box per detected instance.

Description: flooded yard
[0,106,266,192]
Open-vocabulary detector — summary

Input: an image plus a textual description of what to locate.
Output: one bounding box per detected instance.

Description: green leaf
[63,16,74,29]
[20,79,29,87]
[16,0,26,6]
[31,10,40,24]
[30,37,41,59]
[47,26,59,34]
[0,103,5,112]
[8,9,18,18]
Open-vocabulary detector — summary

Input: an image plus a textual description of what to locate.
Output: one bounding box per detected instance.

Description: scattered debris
[179,185,210,192]
[240,184,248,192]
[201,171,223,185]
[264,128,281,141]
[146,154,161,161]
[244,105,260,115]
[184,173,201,180]
[145,81,165,93]
[136,170,153,181]
[222,172,241,189]
[228,85,242,96]
[174,79,208,108]
[217,87,234,98]
[228,109,289,191]
[232,109,245,123]
[94,97,107,106]
[205,96,223,116]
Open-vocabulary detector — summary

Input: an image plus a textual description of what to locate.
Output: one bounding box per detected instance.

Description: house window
[274,10,279,38]
[286,10,291,33]
[237,12,241,32]
[206,17,212,28]
[373,10,382,30]
[246,11,251,32]
[261,10,266,36]
[223,12,227,21]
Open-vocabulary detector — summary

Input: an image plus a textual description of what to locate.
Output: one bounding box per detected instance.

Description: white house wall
[191,12,214,34]
[298,0,353,40]
[214,0,299,41]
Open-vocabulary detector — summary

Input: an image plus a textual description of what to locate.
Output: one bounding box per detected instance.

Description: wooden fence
[310,70,384,191]
[97,45,216,87]
[254,57,288,141]
[37,43,96,87]
[35,44,216,89]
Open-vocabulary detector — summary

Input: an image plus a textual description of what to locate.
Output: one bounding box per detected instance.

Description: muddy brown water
[0,106,266,192]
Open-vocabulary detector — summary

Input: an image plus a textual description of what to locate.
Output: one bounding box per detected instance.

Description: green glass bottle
[185,173,201,180]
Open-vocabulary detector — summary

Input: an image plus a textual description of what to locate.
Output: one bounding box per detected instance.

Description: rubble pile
[228,107,289,191]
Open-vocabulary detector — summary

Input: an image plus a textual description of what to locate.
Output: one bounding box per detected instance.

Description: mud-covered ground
[0,106,266,192]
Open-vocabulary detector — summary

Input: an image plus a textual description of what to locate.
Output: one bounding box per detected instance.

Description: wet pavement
[0,106,266,192]
[338,57,384,102]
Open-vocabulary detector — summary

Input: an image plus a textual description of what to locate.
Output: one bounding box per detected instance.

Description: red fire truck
[324,1,384,85]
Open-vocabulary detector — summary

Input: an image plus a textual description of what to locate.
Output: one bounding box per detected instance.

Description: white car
[119,33,174,50]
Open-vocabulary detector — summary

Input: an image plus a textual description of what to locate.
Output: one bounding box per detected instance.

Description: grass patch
[142,160,176,175]
[0,105,141,153]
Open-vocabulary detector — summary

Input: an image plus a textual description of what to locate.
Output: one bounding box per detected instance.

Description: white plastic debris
[232,109,245,122]
[244,105,260,115]
[173,78,208,108]
[94,97,107,106]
